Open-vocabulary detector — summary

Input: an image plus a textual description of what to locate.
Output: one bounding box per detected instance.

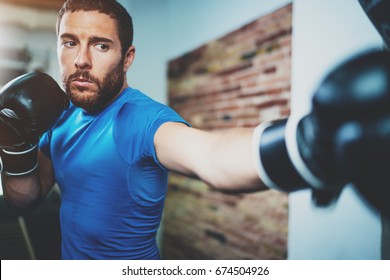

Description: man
[1,0,265,259]
[1,0,389,259]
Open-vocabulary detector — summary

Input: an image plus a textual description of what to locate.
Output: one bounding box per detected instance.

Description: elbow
[202,173,268,194]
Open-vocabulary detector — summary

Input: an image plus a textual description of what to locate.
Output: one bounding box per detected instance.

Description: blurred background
[0,0,388,260]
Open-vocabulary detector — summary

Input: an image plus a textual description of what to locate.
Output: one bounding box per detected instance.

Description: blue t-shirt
[39,87,188,259]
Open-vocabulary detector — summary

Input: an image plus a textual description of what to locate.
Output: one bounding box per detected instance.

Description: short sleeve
[113,102,190,168]
[39,130,52,159]
[144,105,190,168]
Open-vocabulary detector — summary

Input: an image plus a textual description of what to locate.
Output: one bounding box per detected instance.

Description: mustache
[66,70,101,87]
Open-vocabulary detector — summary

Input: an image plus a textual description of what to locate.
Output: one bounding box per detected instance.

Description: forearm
[198,127,267,192]
[155,123,266,192]
[2,171,43,215]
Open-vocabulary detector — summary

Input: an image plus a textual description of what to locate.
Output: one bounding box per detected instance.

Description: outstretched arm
[154,122,266,193]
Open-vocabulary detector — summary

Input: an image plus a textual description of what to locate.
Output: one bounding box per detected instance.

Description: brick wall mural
[163,3,292,259]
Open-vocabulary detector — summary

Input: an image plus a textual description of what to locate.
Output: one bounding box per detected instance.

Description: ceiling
[0,0,64,10]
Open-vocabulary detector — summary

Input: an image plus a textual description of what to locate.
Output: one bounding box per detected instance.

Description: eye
[95,43,109,52]
[63,41,76,48]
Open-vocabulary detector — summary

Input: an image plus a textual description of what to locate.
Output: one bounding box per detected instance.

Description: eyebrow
[60,33,114,45]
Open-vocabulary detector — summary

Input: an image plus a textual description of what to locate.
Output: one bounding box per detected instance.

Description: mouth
[72,76,94,88]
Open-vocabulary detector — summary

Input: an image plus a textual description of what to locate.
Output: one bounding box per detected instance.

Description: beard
[62,60,125,113]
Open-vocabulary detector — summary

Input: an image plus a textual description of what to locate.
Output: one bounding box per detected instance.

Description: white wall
[288,0,383,259]
[117,0,169,103]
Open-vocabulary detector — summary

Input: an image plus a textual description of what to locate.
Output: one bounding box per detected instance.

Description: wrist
[0,142,38,176]
[253,118,308,191]
[285,115,328,189]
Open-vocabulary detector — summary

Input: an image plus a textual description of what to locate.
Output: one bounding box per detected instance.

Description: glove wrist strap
[0,143,38,176]
[254,118,308,191]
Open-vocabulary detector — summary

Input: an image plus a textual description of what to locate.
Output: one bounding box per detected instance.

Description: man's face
[57,11,132,112]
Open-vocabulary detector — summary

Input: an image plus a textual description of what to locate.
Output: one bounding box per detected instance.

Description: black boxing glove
[253,50,387,204]
[253,115,344,206]
[0,72,69,176]
[334,49,390,217]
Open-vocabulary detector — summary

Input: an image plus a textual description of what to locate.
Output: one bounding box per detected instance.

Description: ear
[123,45,136,72]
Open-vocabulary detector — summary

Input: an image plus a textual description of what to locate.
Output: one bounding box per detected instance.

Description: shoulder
[115,87,187,127]
[113,88,189,160]
[119,87,164,108]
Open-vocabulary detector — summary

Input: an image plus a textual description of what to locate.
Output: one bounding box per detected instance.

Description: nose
[74,46,91,70]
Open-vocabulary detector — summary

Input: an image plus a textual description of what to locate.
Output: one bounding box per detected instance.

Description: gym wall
[163,4,292,260]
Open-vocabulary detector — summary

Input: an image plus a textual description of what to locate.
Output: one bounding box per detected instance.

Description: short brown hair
[56,0,134,55]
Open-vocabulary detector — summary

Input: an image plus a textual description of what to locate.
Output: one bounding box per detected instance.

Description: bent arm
[2,151,56,215]
[154,122,267,193]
